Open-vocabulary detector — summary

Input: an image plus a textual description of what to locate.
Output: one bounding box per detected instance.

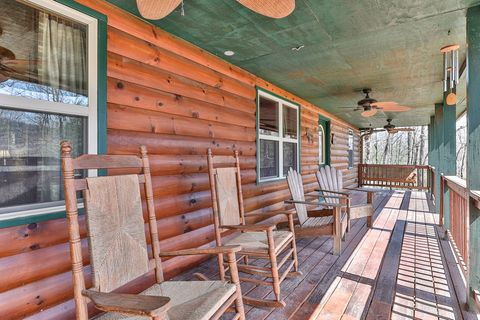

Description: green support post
[428,116,435,167]
[467,5,480,308]
[434,103,443,211]
[442,97,456,230]
[428,116,437,200]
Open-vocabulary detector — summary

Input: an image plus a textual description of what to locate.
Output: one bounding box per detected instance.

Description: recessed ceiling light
[224,50,235,56]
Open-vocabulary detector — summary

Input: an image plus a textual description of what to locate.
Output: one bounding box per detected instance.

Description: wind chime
[441,44,460,106]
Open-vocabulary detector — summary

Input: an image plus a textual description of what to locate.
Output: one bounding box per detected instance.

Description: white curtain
[38,12,87,97]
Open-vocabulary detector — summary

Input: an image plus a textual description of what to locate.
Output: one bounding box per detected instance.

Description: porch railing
[358,164,435,194]
[440,175,469,276]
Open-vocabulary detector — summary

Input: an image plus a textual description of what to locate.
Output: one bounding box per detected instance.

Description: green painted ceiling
[106,0,479,128]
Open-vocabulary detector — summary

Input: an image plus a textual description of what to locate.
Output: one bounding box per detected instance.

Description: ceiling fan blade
[380,105,412,112]
[136,0,182,20]
[237,0,295,18]
[372,101,397,107]
[0,46,15,60]
[362,129,385,138]
[361,108,378,117]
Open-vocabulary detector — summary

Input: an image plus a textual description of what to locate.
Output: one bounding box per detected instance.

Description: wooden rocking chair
[286,168,347,255]
[60,141,245,320]
[316,165,375,232]
[207,149,301,308]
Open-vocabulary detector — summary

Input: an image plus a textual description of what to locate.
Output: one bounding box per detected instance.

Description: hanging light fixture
[441,44,460,106]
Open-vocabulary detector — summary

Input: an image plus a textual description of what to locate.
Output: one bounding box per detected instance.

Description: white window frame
[348,129,354,170]
[319,124,326,165]
[0,0,98,221]
[258,90,300,182]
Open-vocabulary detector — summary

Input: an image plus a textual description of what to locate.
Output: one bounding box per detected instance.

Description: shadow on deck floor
[174,191,477,320]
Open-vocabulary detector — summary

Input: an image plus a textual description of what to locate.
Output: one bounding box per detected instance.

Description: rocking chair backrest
[286,168,308,225]
[316,165,343,204]
[207,149,245,235]
[60,141,163,320]
[84,174,149,292]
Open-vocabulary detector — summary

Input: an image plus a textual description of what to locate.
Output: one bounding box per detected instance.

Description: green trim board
[0,0,108,229]
[256,86,302,184]
[467,5,480,307]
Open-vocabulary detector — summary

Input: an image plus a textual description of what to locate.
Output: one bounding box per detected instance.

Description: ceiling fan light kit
[440,44,460,106]
[361,108,377,117]
[136,0,295,20]
[354,88,411,118]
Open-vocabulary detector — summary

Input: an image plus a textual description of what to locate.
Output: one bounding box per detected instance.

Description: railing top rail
[359,164,431,169]
[443,175,467,189]
[470,190,480,209]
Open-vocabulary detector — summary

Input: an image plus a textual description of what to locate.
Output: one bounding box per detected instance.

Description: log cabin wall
[0,1,359,319]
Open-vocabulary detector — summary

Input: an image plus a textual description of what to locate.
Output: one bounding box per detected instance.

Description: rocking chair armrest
[343,187,377,194]
[221,224,276,231]
[285,199,344,207]
[304,192,347,200]
[82,289,171,318]
[314,188,350,196]
[159,245,242,257]
[246,210,295,219]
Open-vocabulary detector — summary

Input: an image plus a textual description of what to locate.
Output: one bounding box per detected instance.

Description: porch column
[432,101,456,222]
[439,98,457,227]
[467,4,480,307]
[428,116,435,167]
[428,115,438,201]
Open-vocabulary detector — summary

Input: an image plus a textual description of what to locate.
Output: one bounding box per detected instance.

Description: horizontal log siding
[0,1,360,319]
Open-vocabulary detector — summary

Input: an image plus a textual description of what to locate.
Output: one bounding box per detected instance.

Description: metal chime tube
[450,51,455,90]
[443,52,448,92]
[455,49,459,84]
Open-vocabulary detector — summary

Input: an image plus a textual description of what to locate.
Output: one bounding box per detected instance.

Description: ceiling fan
[362,119,415,137]
[350,88,412,118]
[0,46,38,83]
[135,0,295,20]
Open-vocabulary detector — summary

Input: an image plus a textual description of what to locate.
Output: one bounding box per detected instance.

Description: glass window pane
[0,107,86,211]
[283,106,297,139]
[0,0,88,106]
[283,142,297,175]
[259,96,279,136]
[319,125,325,165]
[260,139,279,179]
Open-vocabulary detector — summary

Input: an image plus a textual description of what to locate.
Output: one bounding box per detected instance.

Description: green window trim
[256,87,301,184]
[0,0,107,229]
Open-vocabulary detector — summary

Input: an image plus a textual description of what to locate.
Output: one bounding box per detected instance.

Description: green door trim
[318,115,331,168]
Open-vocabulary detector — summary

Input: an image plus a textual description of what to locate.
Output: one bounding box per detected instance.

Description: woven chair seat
[93,281,236,320]
[225,230,292,254]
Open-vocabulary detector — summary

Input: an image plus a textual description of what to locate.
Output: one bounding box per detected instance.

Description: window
[0,0,100,221]
[319,126,325,165]
[318,118,330,167]
[348,129,354,169]
[257,90,299,182]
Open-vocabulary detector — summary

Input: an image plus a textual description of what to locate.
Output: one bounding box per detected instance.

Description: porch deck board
[173,190,475,319]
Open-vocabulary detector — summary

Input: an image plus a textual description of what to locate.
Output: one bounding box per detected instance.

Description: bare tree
[363,125,429,165]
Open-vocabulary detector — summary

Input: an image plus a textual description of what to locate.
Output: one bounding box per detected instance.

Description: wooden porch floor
[174,190,477,320]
